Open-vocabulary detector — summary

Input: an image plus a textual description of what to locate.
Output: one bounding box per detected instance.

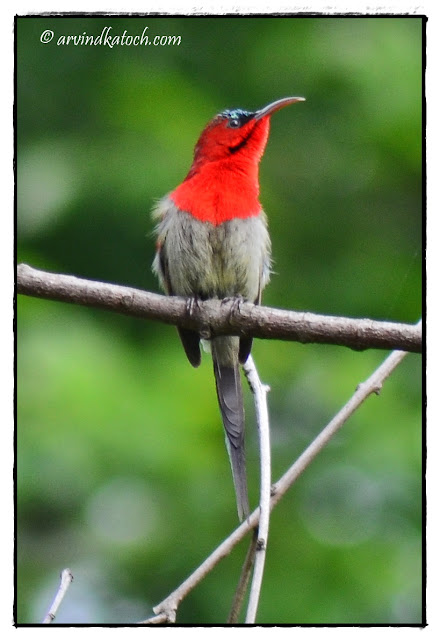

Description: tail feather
[212,342,249,521]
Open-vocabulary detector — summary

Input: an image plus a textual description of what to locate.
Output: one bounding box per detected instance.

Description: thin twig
[243,356,271,624]
[227,529,258,624]
[227,354,272,624]
[139,612,168,624]
[42,568,74,624]
[270,333,421,508]
[139,336,418,624]
[17,263,422,353]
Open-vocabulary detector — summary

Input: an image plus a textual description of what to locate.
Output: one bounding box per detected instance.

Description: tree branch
[17,264,422,353]
[139,334,418,624]
[242,356,271,624]
[42,568,73,624]
[227,530,258,624]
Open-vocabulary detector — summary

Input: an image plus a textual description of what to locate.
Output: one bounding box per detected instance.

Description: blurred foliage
[16,16,423,624]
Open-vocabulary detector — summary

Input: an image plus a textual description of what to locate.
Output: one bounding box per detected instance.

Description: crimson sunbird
[153,96,305,520]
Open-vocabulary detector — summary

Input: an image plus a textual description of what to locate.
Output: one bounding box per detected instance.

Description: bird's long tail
[212,336,249,521]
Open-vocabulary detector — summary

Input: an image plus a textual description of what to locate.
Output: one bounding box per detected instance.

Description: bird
[152,96,305,520]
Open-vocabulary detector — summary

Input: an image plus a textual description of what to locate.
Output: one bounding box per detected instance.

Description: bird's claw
[186,296,201,317]
[221,295,245,319]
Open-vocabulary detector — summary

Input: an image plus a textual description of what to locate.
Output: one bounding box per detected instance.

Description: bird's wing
[156,239,202,368]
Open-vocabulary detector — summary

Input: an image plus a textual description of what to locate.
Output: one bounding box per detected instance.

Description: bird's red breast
[170,114,271,226]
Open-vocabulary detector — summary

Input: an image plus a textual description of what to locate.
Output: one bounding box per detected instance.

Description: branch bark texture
[17,264,422,353]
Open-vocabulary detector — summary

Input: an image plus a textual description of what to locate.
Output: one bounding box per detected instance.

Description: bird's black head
[220,108,255,129]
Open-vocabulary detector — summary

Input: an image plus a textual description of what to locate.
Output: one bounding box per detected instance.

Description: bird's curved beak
[254,96,306,121]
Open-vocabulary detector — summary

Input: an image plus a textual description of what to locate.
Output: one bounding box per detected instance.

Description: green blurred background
[16,16,423,624]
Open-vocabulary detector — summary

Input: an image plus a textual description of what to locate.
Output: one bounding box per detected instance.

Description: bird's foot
[221,295,245,318]
[186,295,201,317]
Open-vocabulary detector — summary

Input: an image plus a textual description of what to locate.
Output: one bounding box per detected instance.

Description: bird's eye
[228,117,240,128]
